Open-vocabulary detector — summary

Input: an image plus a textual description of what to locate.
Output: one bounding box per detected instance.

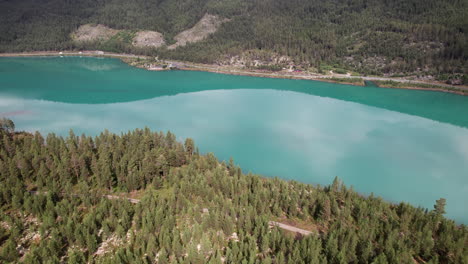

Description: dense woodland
[0,118,467,263]
[0,0,467,80]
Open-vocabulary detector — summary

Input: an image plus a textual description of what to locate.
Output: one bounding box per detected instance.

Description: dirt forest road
[104,195,315,236]
[29,191,315,236]
[268,221,315,236]
[105,195,140,204]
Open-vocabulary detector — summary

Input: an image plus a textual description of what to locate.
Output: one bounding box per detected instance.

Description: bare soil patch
[71,24,120,42]
[168,14,228,49]
[132,31,166,48]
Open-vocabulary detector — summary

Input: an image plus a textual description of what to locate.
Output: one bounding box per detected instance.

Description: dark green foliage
[0,118,15,133]
[0,123,466,263]
[434,198,447,215]
[0,0,467,76]
[0,239,19,262]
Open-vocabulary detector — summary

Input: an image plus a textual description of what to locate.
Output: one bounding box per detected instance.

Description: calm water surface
[1,57,468,223]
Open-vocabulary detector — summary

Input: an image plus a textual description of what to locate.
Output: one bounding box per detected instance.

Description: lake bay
[1,56,467,223]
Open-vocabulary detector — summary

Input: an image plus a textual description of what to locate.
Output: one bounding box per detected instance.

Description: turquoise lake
[1,56,468,223]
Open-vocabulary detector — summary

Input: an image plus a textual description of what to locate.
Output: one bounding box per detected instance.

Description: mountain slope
[0,0,467,78]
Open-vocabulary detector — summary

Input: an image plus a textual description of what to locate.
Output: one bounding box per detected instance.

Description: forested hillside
[0,0,467,79]
[0,119,467,263]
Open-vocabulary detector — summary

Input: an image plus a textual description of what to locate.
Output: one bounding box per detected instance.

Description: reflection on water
[1,57,468,127]
[1,90,468,223]
[1,57,468,223]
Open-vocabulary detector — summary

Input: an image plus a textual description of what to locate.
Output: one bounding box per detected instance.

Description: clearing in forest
[168,14,228,49]
[132,31,166,48]
[71,24,120,42]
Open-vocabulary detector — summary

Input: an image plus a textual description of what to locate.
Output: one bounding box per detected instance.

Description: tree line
[0,0,466,81]
[0,119,466,263]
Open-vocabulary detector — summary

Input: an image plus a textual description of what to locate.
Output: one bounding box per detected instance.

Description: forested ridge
[0,0,467,80]
[0,119,467,263]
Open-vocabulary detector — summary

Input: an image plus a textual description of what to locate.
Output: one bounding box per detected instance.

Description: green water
[1,56,468,223]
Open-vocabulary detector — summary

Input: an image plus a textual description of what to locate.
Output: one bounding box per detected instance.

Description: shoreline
[175,66,367,86]
[1,51,467,95]
[374,84,467,96]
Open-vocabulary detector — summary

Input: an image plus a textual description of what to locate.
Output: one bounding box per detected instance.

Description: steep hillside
[0,121,467,263]
[0,0,467,80]
[168,14,228,49]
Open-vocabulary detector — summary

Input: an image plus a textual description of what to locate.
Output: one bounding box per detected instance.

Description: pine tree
[0,239,19,262]
[0,118,15,133]
[433,198,446,215]
[67,250,86,264]
[321,198,331,222]
[158,248,169,264]
[184,138,195,157]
